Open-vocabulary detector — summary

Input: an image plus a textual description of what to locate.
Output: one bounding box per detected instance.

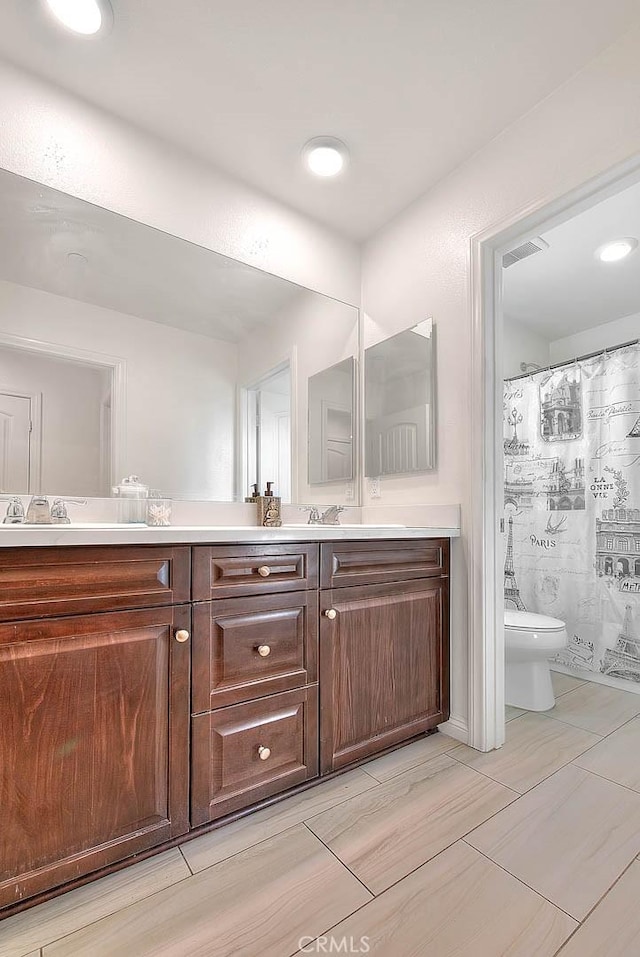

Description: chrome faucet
[319,506,345,526]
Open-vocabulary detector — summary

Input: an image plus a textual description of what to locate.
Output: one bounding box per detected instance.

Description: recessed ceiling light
[596,238,638,263]
[303,137,348,178]
[44,0,111,35]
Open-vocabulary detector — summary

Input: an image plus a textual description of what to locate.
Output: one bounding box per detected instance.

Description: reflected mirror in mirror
[0,168,359,505]
[308,357,355,484]
[365,319,435,476]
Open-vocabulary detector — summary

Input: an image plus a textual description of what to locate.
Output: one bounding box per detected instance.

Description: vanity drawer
[192,591,318,712]
[0,546,191,620]
[190,685,319,825]
[320,539,448,588]
[192,544,318,599]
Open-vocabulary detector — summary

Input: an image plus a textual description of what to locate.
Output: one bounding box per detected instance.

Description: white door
[0,392,32,492]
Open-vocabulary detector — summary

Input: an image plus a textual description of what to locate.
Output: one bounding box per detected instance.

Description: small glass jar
[112,475,149,523]
[146,498,172,526]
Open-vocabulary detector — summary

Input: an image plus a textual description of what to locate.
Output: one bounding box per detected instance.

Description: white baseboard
[438,713,469,745]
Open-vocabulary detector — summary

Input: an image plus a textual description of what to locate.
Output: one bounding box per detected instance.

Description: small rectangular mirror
[365,319,435,476]
[308,356,355,484]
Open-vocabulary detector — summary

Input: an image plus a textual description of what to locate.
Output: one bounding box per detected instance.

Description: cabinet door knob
[257,565,271,578]
[324,609,337,620]
[175,629,190,643]
[258,745,271,760]
[257,644,271,657]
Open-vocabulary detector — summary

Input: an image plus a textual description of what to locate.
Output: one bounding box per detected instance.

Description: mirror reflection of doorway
[245,363,291,502]
[0,390,36,492]
[0,345,113,496]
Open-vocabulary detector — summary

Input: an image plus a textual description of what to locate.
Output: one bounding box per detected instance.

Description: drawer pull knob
[257,565,271,578]
[257,644,271,657]
[175,629,190,643]
[324,609,337,620]
[258,745,271,760]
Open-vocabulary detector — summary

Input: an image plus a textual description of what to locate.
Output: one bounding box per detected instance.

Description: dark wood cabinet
[0,604,190,910]
[191,686,318,825]
[192,543,318,599]
[319,577,449,773]
[0,545,190,620]
[191,591,318,712]
[0,535,450,917]
[320,538,448,589]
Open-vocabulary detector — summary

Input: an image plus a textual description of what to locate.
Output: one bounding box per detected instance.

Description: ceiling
[0,1,639,240]
[503,178,640,340]
[0,168,308,342]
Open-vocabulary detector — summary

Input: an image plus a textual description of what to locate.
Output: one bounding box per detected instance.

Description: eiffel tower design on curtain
[628,415,640,438]
[504,516,526,610]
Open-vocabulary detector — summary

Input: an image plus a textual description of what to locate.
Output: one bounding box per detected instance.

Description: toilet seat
[505,610,565,633]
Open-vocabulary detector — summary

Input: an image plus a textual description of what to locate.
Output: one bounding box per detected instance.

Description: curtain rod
[504,337,640,382]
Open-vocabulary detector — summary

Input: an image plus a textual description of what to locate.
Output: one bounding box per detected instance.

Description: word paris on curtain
[504,342,640,690]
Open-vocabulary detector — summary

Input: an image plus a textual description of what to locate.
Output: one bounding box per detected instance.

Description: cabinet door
[0,605,190,910]
[191,686,318,825]
[320,579,449,773]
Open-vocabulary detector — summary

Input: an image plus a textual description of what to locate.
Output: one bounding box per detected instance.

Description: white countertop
[0,523,460,547]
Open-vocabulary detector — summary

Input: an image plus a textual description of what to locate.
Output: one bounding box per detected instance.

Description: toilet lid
[504,610,566,632]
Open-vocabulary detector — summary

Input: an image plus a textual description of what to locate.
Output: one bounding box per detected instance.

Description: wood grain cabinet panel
[0,545,191,620]
[192,544,318,599]
[319,578,450,773]
[191,686,319,825]
[320,539,448,588]
[192,591,318,712]
[0,605,190,909]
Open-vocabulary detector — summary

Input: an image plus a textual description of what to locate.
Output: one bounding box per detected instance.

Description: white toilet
[505,610,569,711]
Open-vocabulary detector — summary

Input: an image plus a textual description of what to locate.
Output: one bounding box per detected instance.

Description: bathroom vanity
[0,530,451,916]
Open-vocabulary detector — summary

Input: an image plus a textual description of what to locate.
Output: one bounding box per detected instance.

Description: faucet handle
[3,496,25,524]
[51,498,88,524]
[299,506,321,525]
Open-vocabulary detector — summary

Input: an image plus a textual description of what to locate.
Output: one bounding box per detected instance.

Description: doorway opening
[470,154,640,752]
[0,333,124,498]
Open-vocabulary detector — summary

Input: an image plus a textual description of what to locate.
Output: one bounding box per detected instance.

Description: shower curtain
[503,342,640,690]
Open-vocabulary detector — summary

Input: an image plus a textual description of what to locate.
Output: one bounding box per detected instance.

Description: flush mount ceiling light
[67,251,88,265]
[302,137,349,178]
[596,238,638,263]
[44,0,112,35]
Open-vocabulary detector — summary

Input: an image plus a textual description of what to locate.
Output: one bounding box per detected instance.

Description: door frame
[0,332,126,489]
[468,152,640,752]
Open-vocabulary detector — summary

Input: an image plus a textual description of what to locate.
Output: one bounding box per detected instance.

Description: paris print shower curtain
[504,342,640,688]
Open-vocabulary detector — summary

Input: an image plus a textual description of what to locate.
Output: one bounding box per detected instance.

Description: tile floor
[3,672,640,956]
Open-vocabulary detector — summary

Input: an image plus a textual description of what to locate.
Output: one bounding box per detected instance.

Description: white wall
[0,347,108,495]
[362,24,640,734]
[551,310,640,363]
[0,280,237,499]
[0,59,360,307]
[503,314,551,379]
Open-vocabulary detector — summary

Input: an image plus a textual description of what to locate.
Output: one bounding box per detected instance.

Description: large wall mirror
[0,168,359,505]
[364,319,435,476]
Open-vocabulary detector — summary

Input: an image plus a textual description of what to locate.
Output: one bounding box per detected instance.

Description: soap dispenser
[256,482,282,527]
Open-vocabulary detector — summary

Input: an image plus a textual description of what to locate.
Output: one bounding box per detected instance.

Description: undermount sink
[10,522,147,529]
[281,523,405,529]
